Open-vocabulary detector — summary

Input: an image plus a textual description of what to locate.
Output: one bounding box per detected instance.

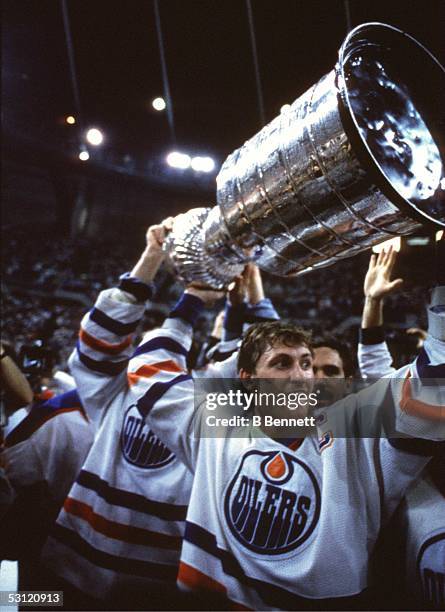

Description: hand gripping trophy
[165,23,445,288]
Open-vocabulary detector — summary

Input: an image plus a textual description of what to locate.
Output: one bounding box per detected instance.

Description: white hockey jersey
[1,390,94,560]
[398,472,445,609]
[358,319,445,609]
[130,297,443,610]
[4,390,93,505]
[42,289,194,601]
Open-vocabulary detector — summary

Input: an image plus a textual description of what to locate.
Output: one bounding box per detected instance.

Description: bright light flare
[191,156,215,173]
[372,237,401,253]
[66,115,76,125]
[152,97,166,111]
[437,230,444,241]
[79,150,89,161]
[86,128,104,146]
[166,151,191,169]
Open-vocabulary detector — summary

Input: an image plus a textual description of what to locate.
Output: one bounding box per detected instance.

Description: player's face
[313,346,349,406]
[313,347,345,379]
[241,342,314,381]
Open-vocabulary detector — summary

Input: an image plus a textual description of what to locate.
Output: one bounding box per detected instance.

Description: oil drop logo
[224,449,321,555]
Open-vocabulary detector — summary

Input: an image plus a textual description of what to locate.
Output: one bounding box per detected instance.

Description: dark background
[1,0,444,234]
[3,0,444,160]
[1,0,443,374]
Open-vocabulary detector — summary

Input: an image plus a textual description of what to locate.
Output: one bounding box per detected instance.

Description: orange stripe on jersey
[79,328,133,355]
[178,563,252,610]
[178,561,225,592]
[400,374,445,421]
[128,360,183,385]
[64,498,182,550]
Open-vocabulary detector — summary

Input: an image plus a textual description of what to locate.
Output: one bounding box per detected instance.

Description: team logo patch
[318,431,334,452]
[417,533,445,608]
[120,404,175,469]
[224,449,320,555]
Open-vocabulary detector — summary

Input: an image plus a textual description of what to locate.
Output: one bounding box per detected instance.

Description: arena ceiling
[2,0,445,168]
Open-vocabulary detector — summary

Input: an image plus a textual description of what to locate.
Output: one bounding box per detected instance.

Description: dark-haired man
[312,337,354,380]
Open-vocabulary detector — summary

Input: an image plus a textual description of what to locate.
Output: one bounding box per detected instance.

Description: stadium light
[152,97,166,111]
[86,128,104,146]
[436,230,444,241]
[372,237,401,253]
[66,115,76,125]
[166,151,191,170]
[191,156,215,173]
[79,150,89,161]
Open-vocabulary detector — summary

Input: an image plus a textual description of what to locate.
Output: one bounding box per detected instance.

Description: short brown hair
[237,321,312,374]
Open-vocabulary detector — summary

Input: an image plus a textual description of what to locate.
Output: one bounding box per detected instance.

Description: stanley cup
[166,23,445,288]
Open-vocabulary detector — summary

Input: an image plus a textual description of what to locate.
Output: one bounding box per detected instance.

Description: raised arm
[129,284,223,471]
[68,220,172,427]
[359,247,403,378]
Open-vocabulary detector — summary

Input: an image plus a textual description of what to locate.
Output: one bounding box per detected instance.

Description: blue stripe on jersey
[89,307,140,336]
[387,437,445,456]
[51,523,178,580]
[132,337,188,359]
[184,522,367,609]
[5,390,83,447]
[137,374,191,418]
[77,343,128,375]
[415,347,445,379]
[76,470,187,521]
[169,293,204,327]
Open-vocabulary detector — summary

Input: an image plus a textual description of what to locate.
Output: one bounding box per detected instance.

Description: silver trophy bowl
[166,22,445,288]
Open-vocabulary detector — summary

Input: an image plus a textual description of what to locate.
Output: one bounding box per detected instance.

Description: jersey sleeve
[3,395,94,505]
[68,288,145,427]
[222,298,280,342]
[358,326,396,378]
[319,380,442,525]
[127,293,206,472]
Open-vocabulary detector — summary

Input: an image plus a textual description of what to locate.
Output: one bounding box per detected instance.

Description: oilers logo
[121,404,175,469]
[224,449,320,555]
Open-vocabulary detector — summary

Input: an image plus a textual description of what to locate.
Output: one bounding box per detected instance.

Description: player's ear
[239,369,256,393]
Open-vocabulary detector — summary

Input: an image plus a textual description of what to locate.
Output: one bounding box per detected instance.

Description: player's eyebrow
[268,353,293,365]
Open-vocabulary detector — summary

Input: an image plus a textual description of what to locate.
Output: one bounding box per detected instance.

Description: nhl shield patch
[120,404,175,469]
[224,449,320,555]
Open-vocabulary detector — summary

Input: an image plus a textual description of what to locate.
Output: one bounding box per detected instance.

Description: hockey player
[358,248,445,610]
[41,221,198,610]
[133,284,444,609]
[1,389,94,595]
[399,457,445,610]
[147,292,443,609]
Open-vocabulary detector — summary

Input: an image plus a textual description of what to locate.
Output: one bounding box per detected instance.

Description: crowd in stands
[2,223,429,376]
